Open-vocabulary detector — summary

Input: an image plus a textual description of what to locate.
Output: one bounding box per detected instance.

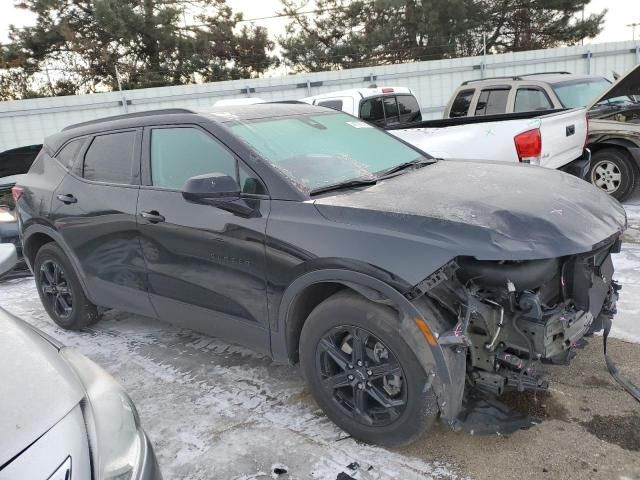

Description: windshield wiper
[309,178,378,196]
[378,158,433,178]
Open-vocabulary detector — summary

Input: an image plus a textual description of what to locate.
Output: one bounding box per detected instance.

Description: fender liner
[591,139,640,168]
[273,268,452,385]
[22,224,96,304]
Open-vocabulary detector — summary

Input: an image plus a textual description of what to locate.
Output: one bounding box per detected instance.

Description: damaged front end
[414,237,624,434]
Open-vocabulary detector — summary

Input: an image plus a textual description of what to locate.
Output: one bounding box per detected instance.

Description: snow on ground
[0,278,462,480]
[614,195,640,343]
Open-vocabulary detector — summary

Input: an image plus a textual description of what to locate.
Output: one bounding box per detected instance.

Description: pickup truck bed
[386,108,588,173]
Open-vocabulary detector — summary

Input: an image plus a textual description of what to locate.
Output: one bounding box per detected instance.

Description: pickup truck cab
[445,68,640,201]
[302,86,423,127]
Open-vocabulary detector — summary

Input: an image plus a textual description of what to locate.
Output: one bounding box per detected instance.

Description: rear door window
[83,131,137,184]
[317,99,343,111]
[359,97,385,126]
[55,139,84,169]
[475,88,510,115]
[449,89,474,117]
[514,88,553,112]
[396,95,422,123]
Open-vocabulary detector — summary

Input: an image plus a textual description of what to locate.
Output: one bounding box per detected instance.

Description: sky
[0,0,637,49]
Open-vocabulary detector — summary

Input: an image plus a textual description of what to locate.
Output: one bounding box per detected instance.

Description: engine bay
[420,239,624,430]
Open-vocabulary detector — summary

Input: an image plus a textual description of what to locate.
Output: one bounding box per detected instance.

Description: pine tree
[0,0,278,99]
[279,0,605,72]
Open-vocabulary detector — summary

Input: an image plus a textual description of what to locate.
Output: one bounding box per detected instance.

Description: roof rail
[461,76,520,85]
[264,100,308,105]
[62,108,196,131]
[461,71,572,85]
[518,71,571,77]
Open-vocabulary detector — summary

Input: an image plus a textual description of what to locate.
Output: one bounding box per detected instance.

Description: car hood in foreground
[314,160,626,261]
[0,308,83,468]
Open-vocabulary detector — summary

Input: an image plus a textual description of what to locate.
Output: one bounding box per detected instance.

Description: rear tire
[34,243,99,330]
[588,148,637,202]
[299,291,438,447]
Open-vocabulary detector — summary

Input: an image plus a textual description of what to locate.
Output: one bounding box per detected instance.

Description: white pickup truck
[302,86,590,178]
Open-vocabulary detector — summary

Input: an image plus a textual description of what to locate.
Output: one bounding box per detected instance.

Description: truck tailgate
[389,108,587,170]
[537,108,587,169]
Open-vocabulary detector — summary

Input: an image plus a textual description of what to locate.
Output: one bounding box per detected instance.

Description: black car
[15,105,627,446]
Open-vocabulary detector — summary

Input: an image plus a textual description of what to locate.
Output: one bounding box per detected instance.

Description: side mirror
[0,244,17,279]
[182,173,240,204]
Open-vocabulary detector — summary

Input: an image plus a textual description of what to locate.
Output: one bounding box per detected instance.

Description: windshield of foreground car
[552,78,633,109]
[227,112,430,192]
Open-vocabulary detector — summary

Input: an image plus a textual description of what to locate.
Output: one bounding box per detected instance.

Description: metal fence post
[481,32,487,79]
[115,65,128,113]
[586,50,592,75]
[306,80,312,96]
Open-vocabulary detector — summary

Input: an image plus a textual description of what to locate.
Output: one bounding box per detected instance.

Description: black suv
[15,105,627,446]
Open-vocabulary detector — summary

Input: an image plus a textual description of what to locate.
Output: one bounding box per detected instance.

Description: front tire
[588,148,637,202]
[299,291,438,446]
[34,243,99,330]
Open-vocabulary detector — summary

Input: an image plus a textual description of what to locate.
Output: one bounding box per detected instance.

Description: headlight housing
[60,347,142,480]
[0,206,15,223]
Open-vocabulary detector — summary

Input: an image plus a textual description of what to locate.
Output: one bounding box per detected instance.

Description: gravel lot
[1,197,639,480]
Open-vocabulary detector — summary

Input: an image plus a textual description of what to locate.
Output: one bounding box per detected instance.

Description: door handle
[56,194,77,204]
[140,210,165,223]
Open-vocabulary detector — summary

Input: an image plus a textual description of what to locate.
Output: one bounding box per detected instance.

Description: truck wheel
[299,291,438,447]
[34,243,100,330]
[589,149,637,202]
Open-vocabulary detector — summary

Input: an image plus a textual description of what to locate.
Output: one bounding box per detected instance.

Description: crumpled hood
[0,309,83,467]
[314,160,626,261]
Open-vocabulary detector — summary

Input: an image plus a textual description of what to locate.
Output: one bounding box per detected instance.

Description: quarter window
[450,89,474,117]
[317,99,343,111]
[239,163,267,195]
[150,127,237,190]
[514,88,553,112]
[83,131,137,184]
[55,139,84,169]
[475,88,510,115]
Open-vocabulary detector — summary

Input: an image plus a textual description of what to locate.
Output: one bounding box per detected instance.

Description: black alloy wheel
[39,259,74,319]
[301,291,440,446]
[316,325,408,427]
[34,242,100,330]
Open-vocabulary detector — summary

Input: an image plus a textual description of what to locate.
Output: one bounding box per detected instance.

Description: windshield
[227,112,428,191]
[552,78,631,108]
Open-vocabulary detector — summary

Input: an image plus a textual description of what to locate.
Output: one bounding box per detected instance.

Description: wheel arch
[23,225,95,304]
[272,269,453,387]
[589,139,640,172]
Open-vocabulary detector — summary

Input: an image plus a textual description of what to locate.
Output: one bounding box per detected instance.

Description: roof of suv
[45,103,324,153]
[460,72,603,87]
